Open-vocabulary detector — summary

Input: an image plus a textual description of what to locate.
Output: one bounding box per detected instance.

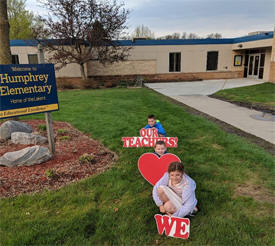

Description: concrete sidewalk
[145,79,275,145]
[146,79,264,96]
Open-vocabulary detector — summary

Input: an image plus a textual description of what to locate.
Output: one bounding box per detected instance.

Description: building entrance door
[244,50,265,79]
[247,54,260,79]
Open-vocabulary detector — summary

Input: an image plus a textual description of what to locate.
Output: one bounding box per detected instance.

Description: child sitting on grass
[152,162,198,218]
[153,140,168,157]
[144,114,166,137]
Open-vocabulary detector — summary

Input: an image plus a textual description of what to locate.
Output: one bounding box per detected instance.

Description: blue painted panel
[0,64,59,119]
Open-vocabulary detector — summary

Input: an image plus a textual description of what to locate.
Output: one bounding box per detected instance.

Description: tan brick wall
[11,46,38,64]
[269,28,275,82]
[56,71,243,88]
[232,38,273,50]
[129,44,234,73]
[264,49,272,81]
[269,62,275,82]
[86,44,234,76]
[87,60,156,76]
[88,71,242,83]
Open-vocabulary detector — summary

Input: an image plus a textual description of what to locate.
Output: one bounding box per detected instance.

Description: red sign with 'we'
[154,214,190,239]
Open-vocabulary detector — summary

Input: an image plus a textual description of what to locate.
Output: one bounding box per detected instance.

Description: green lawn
[212,82,275,111]
[0,88,274,245]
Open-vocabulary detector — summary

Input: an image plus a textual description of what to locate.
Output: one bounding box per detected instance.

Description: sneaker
[192,206,199,214]
[186,206,199,218]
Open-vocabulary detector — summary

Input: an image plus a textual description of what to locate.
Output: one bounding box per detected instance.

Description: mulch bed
[0,120,117,198]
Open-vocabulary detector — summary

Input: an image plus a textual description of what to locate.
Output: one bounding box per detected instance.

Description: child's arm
[156,122,166,136]
[173,176,197,218]
[172,186,193,217]
[152,172,169,207]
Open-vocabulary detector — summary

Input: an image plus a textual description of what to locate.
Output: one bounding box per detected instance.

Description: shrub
[81,78,99,89]
[59,135,70,141]
[57,128,68,135]
[127,80,136,87]
[104,81,117,88]
[37,124,47,131]
[79,153,96,165]
[117,80,128,88]
[45,169,56,179]
[58,80,78,90]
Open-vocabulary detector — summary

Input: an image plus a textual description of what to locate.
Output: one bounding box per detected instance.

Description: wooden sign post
[45,112,55,154]
[38,44,55,154]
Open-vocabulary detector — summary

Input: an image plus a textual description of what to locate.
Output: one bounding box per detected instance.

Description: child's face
[169,170,183,185]
[148,118,156,127]
[154,144,167,156]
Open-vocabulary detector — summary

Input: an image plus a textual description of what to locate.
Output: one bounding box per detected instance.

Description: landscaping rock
[11,132,48,145]
[0,121,33,140]
[0,146,52,167]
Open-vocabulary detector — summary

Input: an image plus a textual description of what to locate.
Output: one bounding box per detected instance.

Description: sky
[25,0,275,38]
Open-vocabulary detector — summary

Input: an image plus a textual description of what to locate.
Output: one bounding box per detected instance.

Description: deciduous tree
[34,0,131,80]
[0,0,12,64]
[206,33,222,39]
[188,33,200,39]
[162,32,181,40]
[8,0,37,40]
[158,32,201,40]
[132,25,155,39]
[181,32,187,39]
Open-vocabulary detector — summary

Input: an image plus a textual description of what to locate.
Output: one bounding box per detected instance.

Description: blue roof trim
[116,38,235,46]
[10,31,273,47]
[10,40,38,46]
[233,31,273,43]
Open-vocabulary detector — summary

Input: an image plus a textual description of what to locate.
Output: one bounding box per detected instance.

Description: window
[28,54,39,64]
[12,55,19,64]
[169,52,181,72]
[206,51,218,70]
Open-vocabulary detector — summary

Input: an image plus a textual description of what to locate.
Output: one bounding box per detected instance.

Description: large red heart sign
[138,153,181,186]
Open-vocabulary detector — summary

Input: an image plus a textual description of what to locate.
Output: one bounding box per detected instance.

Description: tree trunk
[80,63,87,80]
[0,0,12,64]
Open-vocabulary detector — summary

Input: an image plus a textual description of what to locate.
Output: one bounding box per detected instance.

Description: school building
[9,29,275,83]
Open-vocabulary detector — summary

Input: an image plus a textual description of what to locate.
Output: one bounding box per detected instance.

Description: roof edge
[10,31,273,47]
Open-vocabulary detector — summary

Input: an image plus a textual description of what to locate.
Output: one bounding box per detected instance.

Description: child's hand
[159,205,166,213]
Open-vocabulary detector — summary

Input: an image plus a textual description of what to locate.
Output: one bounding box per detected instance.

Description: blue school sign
[0,64,59,119]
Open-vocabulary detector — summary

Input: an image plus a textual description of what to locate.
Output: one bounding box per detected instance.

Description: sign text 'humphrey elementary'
[0,72,51,96]
[0,64,59,119]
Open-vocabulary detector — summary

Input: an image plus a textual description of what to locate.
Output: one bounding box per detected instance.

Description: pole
[38,44,55,154]
[45,111,55,154]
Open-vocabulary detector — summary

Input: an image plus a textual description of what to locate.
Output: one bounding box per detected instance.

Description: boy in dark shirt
[153,140,168,157]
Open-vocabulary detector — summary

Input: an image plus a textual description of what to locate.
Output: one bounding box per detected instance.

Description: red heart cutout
[138,153,181,186]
